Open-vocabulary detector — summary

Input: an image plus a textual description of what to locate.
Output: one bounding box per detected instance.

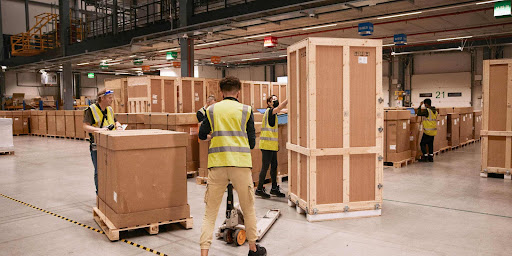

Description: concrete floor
[1,136,511,256]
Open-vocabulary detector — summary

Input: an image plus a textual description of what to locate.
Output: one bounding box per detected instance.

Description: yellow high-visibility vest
[89,104,116,129]
[259,108,278,151]
[206,100,252,168]
[422,108,437,136]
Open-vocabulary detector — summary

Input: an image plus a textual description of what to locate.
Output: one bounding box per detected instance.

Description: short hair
[266,95,277,105]
[424,98,432,106]
[219,76,241,93]
[97,88,108,102]
[207,95,216,102]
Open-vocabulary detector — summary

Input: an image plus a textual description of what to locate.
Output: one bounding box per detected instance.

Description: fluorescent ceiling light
[437,36,473,41]
[76,62,89,66]
[244,33,271,39]
[476,0,502,5]
[101,59,112,62]
[279,55,287,57]
[302,23,337,30]
[383,44,395,47]
[241,57,260,61]
[377,11,422,20]
[129,55,137,58]
[158,48,178,53]
[197,42,219,47]
[391,47,463,56]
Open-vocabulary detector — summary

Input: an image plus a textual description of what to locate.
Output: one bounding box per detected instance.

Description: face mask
[273,100,279,108]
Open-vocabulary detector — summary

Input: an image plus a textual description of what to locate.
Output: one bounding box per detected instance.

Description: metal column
[113,0,118,34]
[270,65,276,82]
[59,0,70,56]
[0,0,4,62]
[25,0,30,31]
[180,38,194,77]
[62,62,73,110]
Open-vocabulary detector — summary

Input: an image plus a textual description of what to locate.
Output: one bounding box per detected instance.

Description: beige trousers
[199,167,258,249]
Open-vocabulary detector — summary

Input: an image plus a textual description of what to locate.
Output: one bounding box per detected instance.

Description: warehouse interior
[1,0,512,255]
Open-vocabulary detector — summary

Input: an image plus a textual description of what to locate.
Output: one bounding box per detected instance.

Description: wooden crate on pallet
[270,82,288,101]
[240,80,253,106]
[481,59,512,180]
[105,78,128,113]
[205,78,222,102]
[127,76,178,113]
[286,38,383,221]
[178,77,207,113]
[251,81,271,110]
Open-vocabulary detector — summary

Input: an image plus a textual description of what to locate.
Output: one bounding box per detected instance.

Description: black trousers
[420,134,435,156]
[257,149,278,190]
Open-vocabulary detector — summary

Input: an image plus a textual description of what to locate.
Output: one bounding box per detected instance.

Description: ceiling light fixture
[197,42,220,47]
[302,23,338,30]
[158,48,178,53]
[101,59,112,62]
[76,62,89,66]
[244,33,271,39]
[241,57,260,61]
[129,55,137,58]
[391,47,463,56]
[279,55,287,57]
[437,36,473,41]
[476,0,502,5]
[377,11,422,20]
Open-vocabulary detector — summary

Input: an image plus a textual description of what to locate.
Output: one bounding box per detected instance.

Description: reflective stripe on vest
[206,100,252,168]
[422,108,437,136]
[259,108,279,151]
[89,104,116,129]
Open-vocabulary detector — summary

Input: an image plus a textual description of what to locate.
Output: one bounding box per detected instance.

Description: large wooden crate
[105,78,128,113]
[178,77,207,113]
[481,59,512,179]
[205,78,222,103]
[270,82,288,101]
[240,80,254,106]
[127,76,178,113]
[286,38,383,221]
[251,81,271,110]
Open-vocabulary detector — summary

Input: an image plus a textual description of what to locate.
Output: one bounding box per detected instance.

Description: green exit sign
[495,1,512,18]
[166,51,178,60]
[88,73,94,78]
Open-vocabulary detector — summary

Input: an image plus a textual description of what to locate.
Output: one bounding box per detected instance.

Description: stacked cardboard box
[473,110,482,139]
[434,108,449,152]
[47,111,57,136]
[56,111,66,136]
[95,130,191,228]
[447,113,460,147]
[65,111,75,138]
[173,113,200,174]
[11,111,24,135]
[38,111,48,135]
[384,110,411,162]
[74,110,86,139]
[30,111,39,135]
[410,116,422,160]
[0,118,14,153]
[455,107,474,144]
[143,113,172,130]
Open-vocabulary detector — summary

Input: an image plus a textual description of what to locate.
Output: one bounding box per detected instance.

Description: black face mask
[273,100,279,108]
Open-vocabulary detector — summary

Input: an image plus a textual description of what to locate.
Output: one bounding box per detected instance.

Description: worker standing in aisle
[83,89,123,194]
[198,77,267,256]
[255,95,288,198]
[417,98,437,162]
[197,95,216,123]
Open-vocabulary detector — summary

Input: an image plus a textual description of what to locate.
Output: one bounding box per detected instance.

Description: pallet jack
[216,184,280,246]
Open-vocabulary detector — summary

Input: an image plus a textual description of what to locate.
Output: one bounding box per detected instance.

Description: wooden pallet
[287,197,381,222]
[0,151,15,155]
[480,172,512,180]
[384,157,414,168]
[196,176,207,185]
[187,171,198,178]
[460,139,477,148]
[434,146,452,155]
[93,207,193,241]
[13,134,29,136]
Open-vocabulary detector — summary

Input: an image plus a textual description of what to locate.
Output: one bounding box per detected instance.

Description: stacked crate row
[384,109,411,163]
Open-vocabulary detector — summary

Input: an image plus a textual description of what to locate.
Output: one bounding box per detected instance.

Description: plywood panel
[349,154,376,202]
[488,65,508,131]
[253,85,261,109]
[299,48,308,148]
[150,79,162,112]
[350,47,376,147]
[488,136,506,168]
[316,46,343,148]
[128,85,147,98]
[242,82,251,106]
[182,80,193,113]
[280,84,287,101]
[290,52,298,145]
[290,151,298,195]
[194,81,205,112]
[272,84,280,99]
[300,154,308,201]
[261,84,269,108]
[316,156,343,204]
[164,80,176,113]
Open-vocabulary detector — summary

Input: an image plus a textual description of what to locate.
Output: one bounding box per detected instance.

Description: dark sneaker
[418,157,428,162]
[428,155,434,162]
[270,186,286,197]
[255,188,270,199]
[248,245,267,256]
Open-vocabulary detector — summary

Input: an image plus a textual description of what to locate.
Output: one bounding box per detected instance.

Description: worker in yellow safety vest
[197,95,216,123]
[83,89,123,194]
[255,95,288,199]
[198,76,267,256]
[417,98,437,162]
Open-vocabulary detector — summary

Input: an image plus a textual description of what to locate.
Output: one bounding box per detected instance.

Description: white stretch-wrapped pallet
[0,118,14,153]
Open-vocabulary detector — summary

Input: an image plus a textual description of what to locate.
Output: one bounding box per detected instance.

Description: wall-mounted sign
[133,59,143,65]
[211,56,221,64]
[264,36,278,48]
[495,1,512,18]
[394,34,407,45]
[166,51,178,60]
[358,22,374,36]
[142,65,151,72]
[172,61,181,68]
[88,73,95,78]
[100,63,108,70]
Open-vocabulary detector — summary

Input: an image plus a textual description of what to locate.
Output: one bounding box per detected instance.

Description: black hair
[219,76,241,93]
[424,98,432,106]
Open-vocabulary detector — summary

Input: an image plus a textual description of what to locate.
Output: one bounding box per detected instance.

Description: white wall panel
[413,52,471,74]
[411,72,471,108]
